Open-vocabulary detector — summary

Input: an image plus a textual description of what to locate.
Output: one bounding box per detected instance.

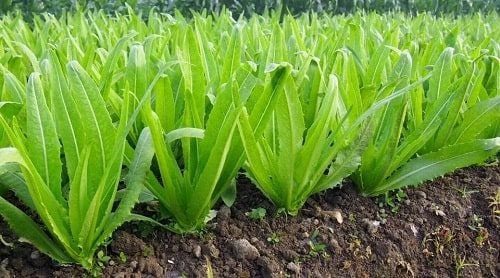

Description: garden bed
[1,166,499,277]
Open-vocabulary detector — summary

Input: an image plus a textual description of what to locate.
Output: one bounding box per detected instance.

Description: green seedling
[267,232,281,244]
[247,208,267,221]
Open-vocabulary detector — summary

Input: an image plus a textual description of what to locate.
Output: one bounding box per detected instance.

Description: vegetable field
[0,10,499,277]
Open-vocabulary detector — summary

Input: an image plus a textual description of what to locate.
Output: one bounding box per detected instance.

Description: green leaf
[238,109,277,202]
[68,147,91,240]
[2,71,25,103]
[451,97,500,144]
[427,47,454,103]
[99,33,136,99]
[46,51,84,180]
[126,44,148,138]
[432,64,483,149]
[0,196,73,263]
[154,75,176,132]
[0,163,33,209]
[165,128,205,143]
[368,138,500,196]
[0,147,24,166]
[97,127,155,247]
[187,106,241,228]
[0,101,23,119]
[220,27,242,83]
[67,61,115,195]
[365,45,390,86]
[221,179,237,207]
[25,73,63,202]
[0,121,77,260]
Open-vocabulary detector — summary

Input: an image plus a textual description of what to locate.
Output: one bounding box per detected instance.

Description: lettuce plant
[141,61,292,232]
[0,58,154,270]
[238,73,366,214]
[354,49,500,196]
[237,50,430,214]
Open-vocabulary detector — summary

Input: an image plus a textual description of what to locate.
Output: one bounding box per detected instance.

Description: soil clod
[232,239,260,260]
[111,231,147,255]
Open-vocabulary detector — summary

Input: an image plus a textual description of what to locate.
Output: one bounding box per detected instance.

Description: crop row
[0,11,499,270]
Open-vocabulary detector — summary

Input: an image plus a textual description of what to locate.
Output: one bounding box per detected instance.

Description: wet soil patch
[1,166,499,277]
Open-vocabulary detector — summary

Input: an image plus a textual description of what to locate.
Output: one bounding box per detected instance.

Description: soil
[0,166,499,278]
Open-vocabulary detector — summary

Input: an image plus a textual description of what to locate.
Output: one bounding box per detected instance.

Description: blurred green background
[1,0,499,17]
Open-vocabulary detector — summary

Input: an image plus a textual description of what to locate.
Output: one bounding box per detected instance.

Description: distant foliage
[0,0,499,18]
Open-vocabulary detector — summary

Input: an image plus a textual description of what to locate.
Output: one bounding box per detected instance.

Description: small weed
[347,235,367,258]
[142,246,154,257]
[276,208,287,216]
[467,214,490,247]
[475,228,489,247]
[96,250,111,267]
[348,213,356,222]
[267,232,281,245]
[487,188,500,220]
[246,207,267,221]
[454,252,478,278]
[308,229,328,258]
[119,252,127,263]
[453,186,479,198]
[275,208,289,221]
[308,241,327,257]
[376,208,388,224]
[89,266,103,277]
[423,226,454,256]
[378,190,407,213]
[467,214,484,231]
[89,250,111,276]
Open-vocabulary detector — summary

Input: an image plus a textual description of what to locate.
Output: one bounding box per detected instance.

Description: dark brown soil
[1,166,499,278]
